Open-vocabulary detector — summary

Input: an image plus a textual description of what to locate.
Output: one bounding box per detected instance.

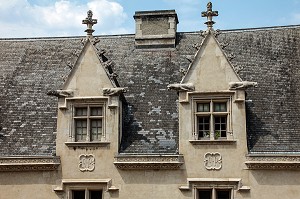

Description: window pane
[91,107,102,116]
[198,190,212,199]
[75,120,87,141]
[75,107,87,116]
[214,102,227,112]
[198,116,210,139]
[90,190,102,199]
[214,116,227,139]
[197,103,210,112]
[73,190,85,199]
[90,119,102,141]
[216,190,231,199]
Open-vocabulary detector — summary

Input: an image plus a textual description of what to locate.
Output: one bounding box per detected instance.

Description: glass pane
[214,116,227,139]
[214,102,227,112]
[90,190,102,199]
[198,116,210,139]
[91,107,102,116]
[198,190,212,199]
[197,103,210,112]
[73,190,85,199]
[75,120,87,141]
[90,119,102,141]
[216,190,231,199]
[75,107,87,116]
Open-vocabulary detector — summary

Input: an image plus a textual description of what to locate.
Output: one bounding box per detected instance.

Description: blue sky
[0,0,299,38]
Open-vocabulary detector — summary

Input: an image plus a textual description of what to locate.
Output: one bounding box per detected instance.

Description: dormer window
[74,106,104,142]
[194,97,232,140]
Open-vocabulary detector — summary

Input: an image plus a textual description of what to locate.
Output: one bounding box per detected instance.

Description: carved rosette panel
[204,152,222,170]
[79,154,95,172]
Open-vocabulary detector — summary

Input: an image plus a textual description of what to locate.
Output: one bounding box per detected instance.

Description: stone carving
[220,42,229,49]
[204,152,222,170]
[227,53,235,61]
[103,87,127,96]
[179,68,187,76]
[193,43,201,50]
[114,155,184,170]
[79,154,95,172]
[91,37,100,45]
[229,81,258,90]
[82,10,97,36]
[245,155,300,170]
[201,2,218,29]
[0,157,60,172]
[47,90,74,97]
[167,83,195,91]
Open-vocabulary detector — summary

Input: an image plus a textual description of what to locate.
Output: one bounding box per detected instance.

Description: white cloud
[0,0,129,38]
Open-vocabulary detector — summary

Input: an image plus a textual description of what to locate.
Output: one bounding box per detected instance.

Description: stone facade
[1,3,300,199]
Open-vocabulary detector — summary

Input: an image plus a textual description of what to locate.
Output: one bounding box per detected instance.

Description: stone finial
[201,2,218,29]
[82,10,97,37]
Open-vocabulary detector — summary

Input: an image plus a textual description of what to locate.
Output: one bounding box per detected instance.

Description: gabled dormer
[48,11,125,150]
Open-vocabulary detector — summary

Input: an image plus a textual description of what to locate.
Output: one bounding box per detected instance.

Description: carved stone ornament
[204,152,222,170]
[47,89,74,97]
[114,155,184,170]
[103,87,127,96]
[79,154,95,172]
[245,155,300,170]
[167,83,195,92]
[0,157,60,172]
[229,81,258,90]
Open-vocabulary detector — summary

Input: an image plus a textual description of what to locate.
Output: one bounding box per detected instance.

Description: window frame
[70,101,107,143]
[73,105,104,142]
[192,96,233,141]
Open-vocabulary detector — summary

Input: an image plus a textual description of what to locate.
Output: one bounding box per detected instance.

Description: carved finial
[82,10,97,37]
[201,2,218,29]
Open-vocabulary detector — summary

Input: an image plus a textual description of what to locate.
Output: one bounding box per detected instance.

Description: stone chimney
[134,10,179,49]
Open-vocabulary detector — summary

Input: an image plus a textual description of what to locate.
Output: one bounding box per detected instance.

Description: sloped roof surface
[0,25,299,156]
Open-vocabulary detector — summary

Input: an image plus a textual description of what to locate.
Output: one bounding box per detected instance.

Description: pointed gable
[62,40,115,97]
[182,32,242,92]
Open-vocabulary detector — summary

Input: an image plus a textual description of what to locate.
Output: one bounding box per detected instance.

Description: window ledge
[65,141,110,147]
[189,140,237,145]
[114,154,184,170]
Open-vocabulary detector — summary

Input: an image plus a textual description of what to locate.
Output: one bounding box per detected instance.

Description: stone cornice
[114,154,184,170]
[245,154,300,170]
[0,156,60,172]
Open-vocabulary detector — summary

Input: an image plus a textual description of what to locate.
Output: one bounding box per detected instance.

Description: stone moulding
[54,178,119,194]
[114,154,184,170]
[245,154,300,170]
[179,178,250,191]
[0,156,60,172]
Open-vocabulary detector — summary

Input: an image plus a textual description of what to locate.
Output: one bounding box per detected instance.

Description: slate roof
[0,25,299,156]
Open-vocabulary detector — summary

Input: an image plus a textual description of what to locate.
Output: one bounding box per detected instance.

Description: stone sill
[189,140,237,145]
[245,154,300,170]
[0,156,60,172]
[114,154,184,170]
[65,141,110,148]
